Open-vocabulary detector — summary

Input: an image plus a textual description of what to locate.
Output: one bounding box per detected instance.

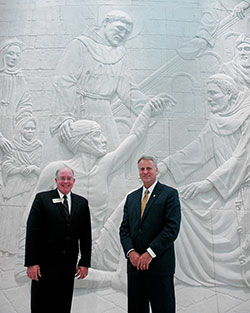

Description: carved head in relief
[235,34,250,69]
[64,120,107,157]
[16,116,37,142]
[20,119,37,142]
[0,38,23,73]
[206,74,238,114]
[102,10,133,47]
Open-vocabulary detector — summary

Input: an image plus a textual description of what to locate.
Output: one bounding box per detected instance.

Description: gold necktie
[141,189,149,218]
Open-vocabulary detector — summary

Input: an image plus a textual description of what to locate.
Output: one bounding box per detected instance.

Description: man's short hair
[137,155,158,168]
[55,167,75,178]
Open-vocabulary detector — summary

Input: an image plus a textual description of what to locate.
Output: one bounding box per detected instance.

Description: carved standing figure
[51,10,138,148]
[0,116,42,255]
[1,116,42,203]
[160,73,250,287]
[51,10,173,149]
[0,38,32,152]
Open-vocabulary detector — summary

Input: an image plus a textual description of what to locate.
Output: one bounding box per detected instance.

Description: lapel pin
[52,198,62,203]
[153,194,156,197]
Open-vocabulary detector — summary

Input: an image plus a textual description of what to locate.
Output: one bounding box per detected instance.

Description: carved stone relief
[1,1,250,312]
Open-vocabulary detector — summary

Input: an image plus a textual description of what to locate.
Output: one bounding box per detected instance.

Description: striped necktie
[63,195,70,218]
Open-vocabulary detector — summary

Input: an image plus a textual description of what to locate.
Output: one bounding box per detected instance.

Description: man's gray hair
[137,155,158,168]
[55,167,75,178]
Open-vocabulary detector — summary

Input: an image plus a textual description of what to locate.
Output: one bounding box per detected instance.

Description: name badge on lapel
[52,198,62,203]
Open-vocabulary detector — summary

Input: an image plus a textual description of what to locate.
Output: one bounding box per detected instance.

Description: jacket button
[139,229,142,232]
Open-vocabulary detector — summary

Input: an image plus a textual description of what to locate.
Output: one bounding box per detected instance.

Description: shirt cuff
[126,249,135,258]
[147,247,156,258]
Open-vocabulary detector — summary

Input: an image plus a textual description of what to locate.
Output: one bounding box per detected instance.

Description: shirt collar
[57,189,71,200]
[142,180,158,194]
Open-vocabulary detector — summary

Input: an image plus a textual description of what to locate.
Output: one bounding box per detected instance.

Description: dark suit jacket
[120,181,181,275]
[25,189,92,270]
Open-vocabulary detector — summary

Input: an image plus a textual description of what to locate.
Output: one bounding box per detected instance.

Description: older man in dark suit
[120,156,181,313]
[25,167,92,313]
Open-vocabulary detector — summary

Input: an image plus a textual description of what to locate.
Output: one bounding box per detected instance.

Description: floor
[1,272,250,313]
[72,282,250,313]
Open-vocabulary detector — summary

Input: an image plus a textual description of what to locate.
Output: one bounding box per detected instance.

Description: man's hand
[137,251,153,271]
[128,250,141,267]
[75,266,88,279]
[27,265,41,281]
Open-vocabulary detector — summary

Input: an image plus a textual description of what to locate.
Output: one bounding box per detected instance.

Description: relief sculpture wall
[1,1,250,312]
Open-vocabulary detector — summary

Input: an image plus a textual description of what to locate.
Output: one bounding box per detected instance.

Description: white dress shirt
[127,180,158,259]
[57,189,72,214]
[142,180,158,258]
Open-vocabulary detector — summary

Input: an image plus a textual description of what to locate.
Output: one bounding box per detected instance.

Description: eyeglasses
[57,177,74,182]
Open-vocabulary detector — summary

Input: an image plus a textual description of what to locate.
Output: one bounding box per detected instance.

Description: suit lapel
[69,193,77,220]
[52,189,70,221]
[135,188,143,220]
[50,189,65,220]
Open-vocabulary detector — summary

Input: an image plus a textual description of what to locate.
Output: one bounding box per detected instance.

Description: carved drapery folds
[1,4,250,310]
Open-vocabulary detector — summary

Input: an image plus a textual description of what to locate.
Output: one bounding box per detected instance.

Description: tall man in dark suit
[120,156,181,313]
[25,167,92,313]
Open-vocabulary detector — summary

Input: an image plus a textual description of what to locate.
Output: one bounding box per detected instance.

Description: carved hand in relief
[148,93,176,116]
[179,179,214,200]
[0,134,12,153]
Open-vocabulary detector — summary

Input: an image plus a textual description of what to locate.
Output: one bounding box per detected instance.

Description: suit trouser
[127,271,175,313]
[31,261,76,313]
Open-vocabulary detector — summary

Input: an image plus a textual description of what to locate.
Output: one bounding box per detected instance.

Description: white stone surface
[1,0,250,312]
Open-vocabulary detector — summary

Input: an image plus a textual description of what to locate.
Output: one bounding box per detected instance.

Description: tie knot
[63,195,67,200]
[144,189,149,196]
